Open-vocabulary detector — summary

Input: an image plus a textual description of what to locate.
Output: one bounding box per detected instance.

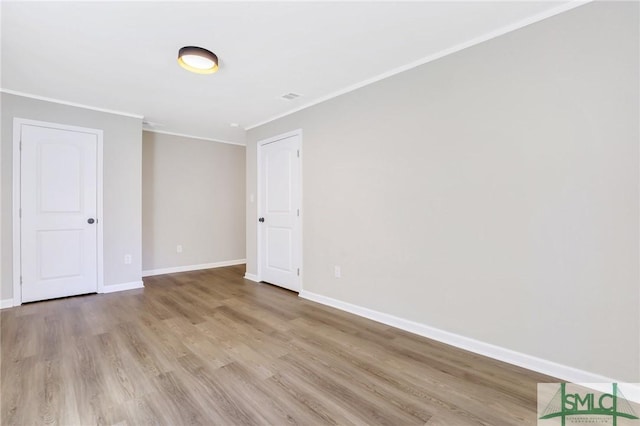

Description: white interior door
[20,123,99,303]
[259,132,301,292]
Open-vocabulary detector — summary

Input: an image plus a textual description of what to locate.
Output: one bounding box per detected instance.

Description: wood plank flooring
[1,265,555,425]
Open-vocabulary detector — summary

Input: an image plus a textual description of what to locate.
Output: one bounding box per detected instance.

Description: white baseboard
[1,283,144,305]
[0,298,15,309]
[243,273,260,282]
[299,290,636,394]
[102,280,144,294]
[142,259,246,277]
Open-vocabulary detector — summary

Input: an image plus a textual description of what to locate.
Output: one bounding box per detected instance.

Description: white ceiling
[1,1,575,145]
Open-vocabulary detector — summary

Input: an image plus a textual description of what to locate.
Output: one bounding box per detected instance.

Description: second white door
[19,121,100,303]
[258,132,301,292]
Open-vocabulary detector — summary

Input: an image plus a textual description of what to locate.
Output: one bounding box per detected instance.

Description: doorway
[13,118,103,304]
[257,130,302,292]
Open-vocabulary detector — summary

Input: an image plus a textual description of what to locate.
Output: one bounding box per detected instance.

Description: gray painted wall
[142,131,245,271]
[1,93,143,300]
[246,2,639,381]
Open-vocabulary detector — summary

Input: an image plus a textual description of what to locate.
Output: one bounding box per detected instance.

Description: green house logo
[539,383,639,426]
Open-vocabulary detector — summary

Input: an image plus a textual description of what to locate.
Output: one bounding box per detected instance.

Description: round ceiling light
[178,46,219,74]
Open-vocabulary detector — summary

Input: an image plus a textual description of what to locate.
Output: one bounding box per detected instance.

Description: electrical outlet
[334,265,341,278]
[124,254,132,265]
[177,245,183,253]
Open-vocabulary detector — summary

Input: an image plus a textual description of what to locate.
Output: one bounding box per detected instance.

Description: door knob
[87,218,95,224]
[258,217,265,223]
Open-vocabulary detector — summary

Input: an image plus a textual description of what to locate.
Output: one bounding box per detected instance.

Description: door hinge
[20,140,22,151]
[19,208,21,218]
[297,209,299,217]
[20,276,23,285]
[297,268,300,276]
[297,149,300,158]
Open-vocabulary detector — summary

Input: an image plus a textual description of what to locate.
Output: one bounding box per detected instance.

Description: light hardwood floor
[1,265,555,425]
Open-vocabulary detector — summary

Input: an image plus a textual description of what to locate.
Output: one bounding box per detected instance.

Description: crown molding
[0,88,144,119]
[245,0,591,131]
[143,129,245,146]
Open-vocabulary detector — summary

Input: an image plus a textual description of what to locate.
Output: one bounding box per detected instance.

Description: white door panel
[20,124,98,303]
[267,227,292,271]
[259,133,301,292]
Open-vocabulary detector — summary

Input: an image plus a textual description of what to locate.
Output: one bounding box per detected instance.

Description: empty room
[1,1,638,425]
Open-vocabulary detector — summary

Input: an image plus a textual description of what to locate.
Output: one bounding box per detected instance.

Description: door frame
[12,118,104,305]
[256,129,303,291]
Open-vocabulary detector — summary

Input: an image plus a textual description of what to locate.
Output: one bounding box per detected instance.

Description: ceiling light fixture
[178,46,219,74]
